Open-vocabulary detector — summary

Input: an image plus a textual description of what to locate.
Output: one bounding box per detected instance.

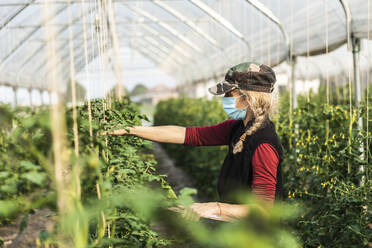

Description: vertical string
[90,0,97,115]
[107,0,125,100]
[101,0,110,168]
[67,0,79,158]
[348,48,353,174]
[289,0,293,149]
[306,0,310,103]
[366,0,370,180]
[325,0,329,104]
[67,0,82,203]
[106,0,123,241]
[95,0,109,154]
[250,5,254,61]
[325,0,330,144]
[267,17,271,66]
[276,0,280,66]
[96,0,107,111]
[81,0,93,141]
[94,0,107,240]
[259,12,265,63]
[305,0,312,146]
[243,2,247,63]
[335,73,340,104]
[273,0,280,129]
[101,0,111,108]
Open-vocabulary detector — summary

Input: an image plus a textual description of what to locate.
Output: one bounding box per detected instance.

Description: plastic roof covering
[293,39,372,81]
[0,0,371,92]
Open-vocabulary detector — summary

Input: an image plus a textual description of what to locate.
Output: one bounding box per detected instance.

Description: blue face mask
[221,95,248,120]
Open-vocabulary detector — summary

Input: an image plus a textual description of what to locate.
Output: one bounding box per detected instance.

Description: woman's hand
[100,125,186,144]
[171,202,221,221]
[101,125,129,136]
[101,129,128,136]
[188,202,220,219]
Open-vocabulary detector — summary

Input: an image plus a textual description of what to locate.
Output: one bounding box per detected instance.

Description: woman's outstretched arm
[104,125,186,144]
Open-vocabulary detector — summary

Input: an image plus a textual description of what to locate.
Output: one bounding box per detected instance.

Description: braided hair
[232,89,276,154]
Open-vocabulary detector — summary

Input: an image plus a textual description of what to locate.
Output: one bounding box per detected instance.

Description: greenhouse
[0,0,371,247]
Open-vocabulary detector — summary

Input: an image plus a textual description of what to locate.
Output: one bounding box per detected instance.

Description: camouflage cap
[208,62,276,95]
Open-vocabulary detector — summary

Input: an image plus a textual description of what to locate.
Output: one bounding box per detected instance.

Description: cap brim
[208,81,237,95]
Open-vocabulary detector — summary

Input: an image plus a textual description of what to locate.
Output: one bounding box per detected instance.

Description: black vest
[217,117,284,203]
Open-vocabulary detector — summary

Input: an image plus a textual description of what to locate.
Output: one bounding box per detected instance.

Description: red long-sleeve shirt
[183,120,279,203]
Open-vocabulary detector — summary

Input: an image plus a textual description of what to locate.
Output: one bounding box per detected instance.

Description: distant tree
[106,83,128,99]
[65,80,86,103]
[130,83,148,96]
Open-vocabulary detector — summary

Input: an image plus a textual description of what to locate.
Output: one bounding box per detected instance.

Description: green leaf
[0,201,17,217]
[0,184,17,194]
[20,172,47,186]
[19,161,38,170]
[0,171,10,179]
[176,187,197,207]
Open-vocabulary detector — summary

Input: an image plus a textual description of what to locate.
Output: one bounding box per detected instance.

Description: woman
[105,62,284,221]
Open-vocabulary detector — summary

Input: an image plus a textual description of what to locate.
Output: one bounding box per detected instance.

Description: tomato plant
[277,87,372,248]
[0,98,176,247]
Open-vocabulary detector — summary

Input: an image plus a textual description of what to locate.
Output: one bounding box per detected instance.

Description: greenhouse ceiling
[0,0,371,92]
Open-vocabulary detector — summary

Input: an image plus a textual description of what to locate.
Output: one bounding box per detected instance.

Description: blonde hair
[232,89,277,154]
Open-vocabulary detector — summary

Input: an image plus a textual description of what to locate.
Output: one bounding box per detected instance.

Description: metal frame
[0,0,367,96]
[69,41,173,85]
[245,0,290,57]
[29,33,180,42]
[339,0,352,50]
[142,36,186,66]
[188,0,251,52]
[0,0,156,7]
[151,0,223,51]
[123,3,203,53]
[17,3,97,86]
[55,13,185,84]
[61,28,180,85]
[67,30,179,81]
[0,81,43,91]
[5,19,211,28]
[116,23,196,62]
[0,3,72,69]
[138,24,194,60]
[0,0,36,31]
[47,33,96,82]
[75,41,167,77]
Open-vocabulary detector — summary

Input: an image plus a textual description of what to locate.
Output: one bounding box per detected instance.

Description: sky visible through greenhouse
[0,47,176,104]
[0,0,371,104]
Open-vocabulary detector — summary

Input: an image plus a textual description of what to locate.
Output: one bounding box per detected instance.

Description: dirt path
[0,208,55,248]
[152,142,197,197]
[142,118,198,198]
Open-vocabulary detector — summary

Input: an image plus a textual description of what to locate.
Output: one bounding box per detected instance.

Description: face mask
[221,95,248,120]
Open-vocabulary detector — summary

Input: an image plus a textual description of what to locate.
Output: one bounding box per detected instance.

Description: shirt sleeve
[251,143,279,204]
[183,119,238,146]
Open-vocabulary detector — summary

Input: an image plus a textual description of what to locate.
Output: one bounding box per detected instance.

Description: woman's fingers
[101,131,114,136]
[167,206,183,213]
[182,207,200,221]
[170,205,200,221]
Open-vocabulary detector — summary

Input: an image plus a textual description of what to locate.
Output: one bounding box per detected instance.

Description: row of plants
[153,83,372,247]
[0,98,176,247]
[277,85,372,248]
[0,98,301,248]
